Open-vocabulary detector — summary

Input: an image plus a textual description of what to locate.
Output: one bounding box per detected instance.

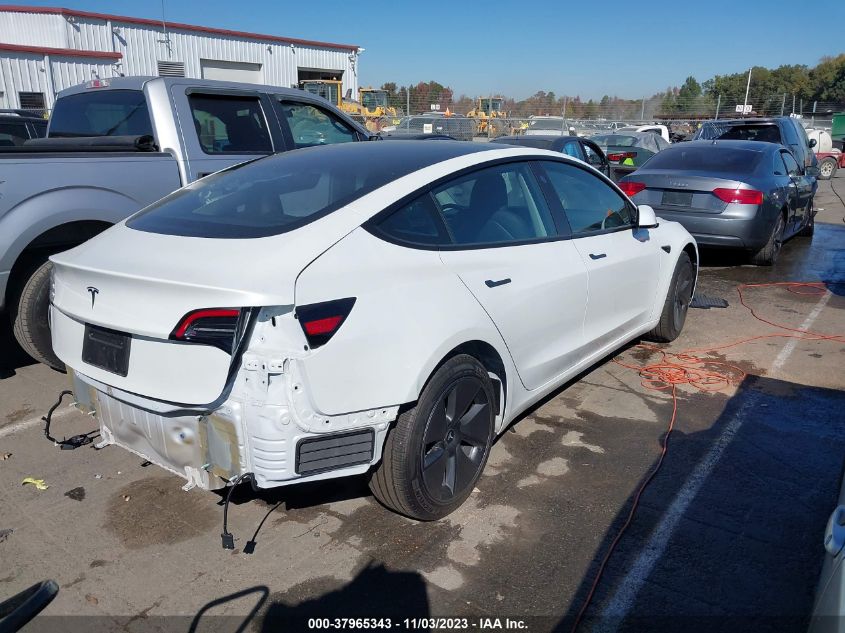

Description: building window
[19,92,46,111]
[157,61,185,77]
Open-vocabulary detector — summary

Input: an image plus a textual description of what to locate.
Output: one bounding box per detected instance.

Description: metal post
[792,94,796,114]
[715,94,721,120]
[562,96,568,132]
[641,97,645,121]
[406,86,410,116]
[780,93,786,116]
[487,93,492,140]
[800,99,803,118]
[812,101,817,127]
[742,67,752,112]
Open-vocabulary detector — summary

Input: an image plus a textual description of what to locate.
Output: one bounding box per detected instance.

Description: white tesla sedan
[50,141,697,520]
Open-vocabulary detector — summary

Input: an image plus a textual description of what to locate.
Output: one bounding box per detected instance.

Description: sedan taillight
[171,308,241,353]
[296,298,356,349]
[712,188,763,205]
[618,181,646,197]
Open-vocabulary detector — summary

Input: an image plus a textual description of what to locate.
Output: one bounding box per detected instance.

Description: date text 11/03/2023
[307,617,529,630]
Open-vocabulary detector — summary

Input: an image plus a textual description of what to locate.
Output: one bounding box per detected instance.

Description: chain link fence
[377,90,844,140]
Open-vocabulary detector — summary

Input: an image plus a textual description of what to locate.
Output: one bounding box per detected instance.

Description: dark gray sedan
[618,140,816,265]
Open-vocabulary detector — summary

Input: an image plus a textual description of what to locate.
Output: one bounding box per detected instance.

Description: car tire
[819,158,837,180]
[369,354,495,520]
[644,251,694,343]
[750,212,785,266]
[11,260,64,371]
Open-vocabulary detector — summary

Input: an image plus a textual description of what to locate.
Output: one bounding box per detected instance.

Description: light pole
[742,67,752,114]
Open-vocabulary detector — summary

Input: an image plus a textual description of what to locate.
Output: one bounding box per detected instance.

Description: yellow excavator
[466,97,508,135]
[298,80,399,131]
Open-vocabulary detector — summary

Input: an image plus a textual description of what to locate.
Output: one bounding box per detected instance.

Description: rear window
[127,144,443,239]
[592,135,639,147]
[643,146,763,173]
[49,90,153,138]
[695,122,782,144]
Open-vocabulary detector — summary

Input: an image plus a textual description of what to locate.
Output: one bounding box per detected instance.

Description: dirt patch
[103,477,218,549]
[89,559,109,568]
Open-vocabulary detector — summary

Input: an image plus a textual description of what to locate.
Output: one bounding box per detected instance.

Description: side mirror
[637,204,658,229]
[806,165,820,178]
[809,138,817,148]
[368,134,382,141]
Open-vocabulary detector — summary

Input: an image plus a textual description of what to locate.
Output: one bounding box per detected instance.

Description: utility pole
[742,67,752,113]
[715,94,721,120]
[640,97,645,121]
[562,95,568,131]
[812,101,817,127]
[780,93,786,116]
[406,85,410,116]
[799,99,804,118]
[792,93,796,115]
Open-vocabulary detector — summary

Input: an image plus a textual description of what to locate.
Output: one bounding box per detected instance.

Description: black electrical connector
[221,472,254,550]
[42,390,93,450]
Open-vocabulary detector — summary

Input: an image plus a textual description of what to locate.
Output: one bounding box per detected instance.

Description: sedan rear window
[643,146,763,173]
[127,142,480,239]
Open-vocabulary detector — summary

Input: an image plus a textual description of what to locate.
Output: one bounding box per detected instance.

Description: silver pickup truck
[0,76,371,368]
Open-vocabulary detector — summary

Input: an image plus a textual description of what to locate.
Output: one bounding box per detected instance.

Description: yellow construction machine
[298,80,399,131]
[466,97,508,135]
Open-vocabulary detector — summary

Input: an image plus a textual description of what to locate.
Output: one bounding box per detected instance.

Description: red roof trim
[0,42,122,59]
[0,5,360,51]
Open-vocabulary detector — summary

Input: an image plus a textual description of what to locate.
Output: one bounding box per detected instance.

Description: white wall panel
[0,12,65,47]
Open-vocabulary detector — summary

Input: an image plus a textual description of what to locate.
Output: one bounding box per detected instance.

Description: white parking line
[598,290,831,628]
[0,407,74,439]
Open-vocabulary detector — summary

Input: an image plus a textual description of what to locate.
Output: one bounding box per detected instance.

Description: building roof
[0,5,359,52]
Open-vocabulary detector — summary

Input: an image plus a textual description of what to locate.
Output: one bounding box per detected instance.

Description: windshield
[643,146,763,173]
[695,122,783,144]
[362,91,388,109]
[529,119,567,131]
[49,90,153,138]
[486,99,504,111]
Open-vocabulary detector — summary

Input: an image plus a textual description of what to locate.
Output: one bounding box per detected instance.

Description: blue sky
[19,0,845,99]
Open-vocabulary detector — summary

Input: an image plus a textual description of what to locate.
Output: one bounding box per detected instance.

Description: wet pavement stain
[64,486,86,502]
[89,559,109,568]
[6,406,33,423]
[103,477,218,549]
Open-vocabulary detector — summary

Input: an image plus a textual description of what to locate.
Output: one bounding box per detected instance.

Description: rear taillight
[607,151,637,162]
[618,181,646,197]
[296,298,356,349]
[171,308,241,353]
[712,188,763,205]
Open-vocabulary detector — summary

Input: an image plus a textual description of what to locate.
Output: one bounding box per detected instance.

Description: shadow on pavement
[560,374,845,633]
[0,317,37,378]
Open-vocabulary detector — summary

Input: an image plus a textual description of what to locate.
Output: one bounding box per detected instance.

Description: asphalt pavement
[1,178,844,633]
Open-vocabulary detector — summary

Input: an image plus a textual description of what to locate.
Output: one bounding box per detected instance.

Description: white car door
[809,471,845,633]
[537,161,661,349]
[435,161,589,391]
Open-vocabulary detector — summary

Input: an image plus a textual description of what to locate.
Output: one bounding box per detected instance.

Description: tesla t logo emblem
[669,181,689,188]
[86,286,99,308]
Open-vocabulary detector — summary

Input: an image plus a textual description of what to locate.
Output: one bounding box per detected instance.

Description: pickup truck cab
[0,76,371,368]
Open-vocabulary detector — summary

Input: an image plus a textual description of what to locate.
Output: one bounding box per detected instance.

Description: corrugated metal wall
[0,9,359,109]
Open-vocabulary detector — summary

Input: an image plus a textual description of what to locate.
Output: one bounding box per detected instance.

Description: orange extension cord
[570,282,845,632]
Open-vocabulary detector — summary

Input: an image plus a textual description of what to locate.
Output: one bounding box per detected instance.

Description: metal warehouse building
[0,4,360,111]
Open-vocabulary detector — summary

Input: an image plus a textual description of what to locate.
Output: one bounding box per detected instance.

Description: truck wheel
[369,354,494,520]
[644,252,694,343]
[750,212,785,266]
[819,158,837,180]
[11,260,64,371]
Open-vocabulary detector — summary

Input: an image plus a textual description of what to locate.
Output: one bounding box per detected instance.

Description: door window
[562,141,586,161]
[188,94,272,154]
[431,163,557,246]
[0,122,29,146]
[582,141,607,170]
[541,161,634,235]
[277,101,357,148]
[781,151,801,177]
[376,195,450,246]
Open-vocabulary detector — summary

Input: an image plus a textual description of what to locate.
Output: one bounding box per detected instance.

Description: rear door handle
[485,278,511,288]
[589,253,607,260]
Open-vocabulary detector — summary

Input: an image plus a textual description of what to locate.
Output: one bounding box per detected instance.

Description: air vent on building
[18,91,46,111]
[157,61,185,77]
